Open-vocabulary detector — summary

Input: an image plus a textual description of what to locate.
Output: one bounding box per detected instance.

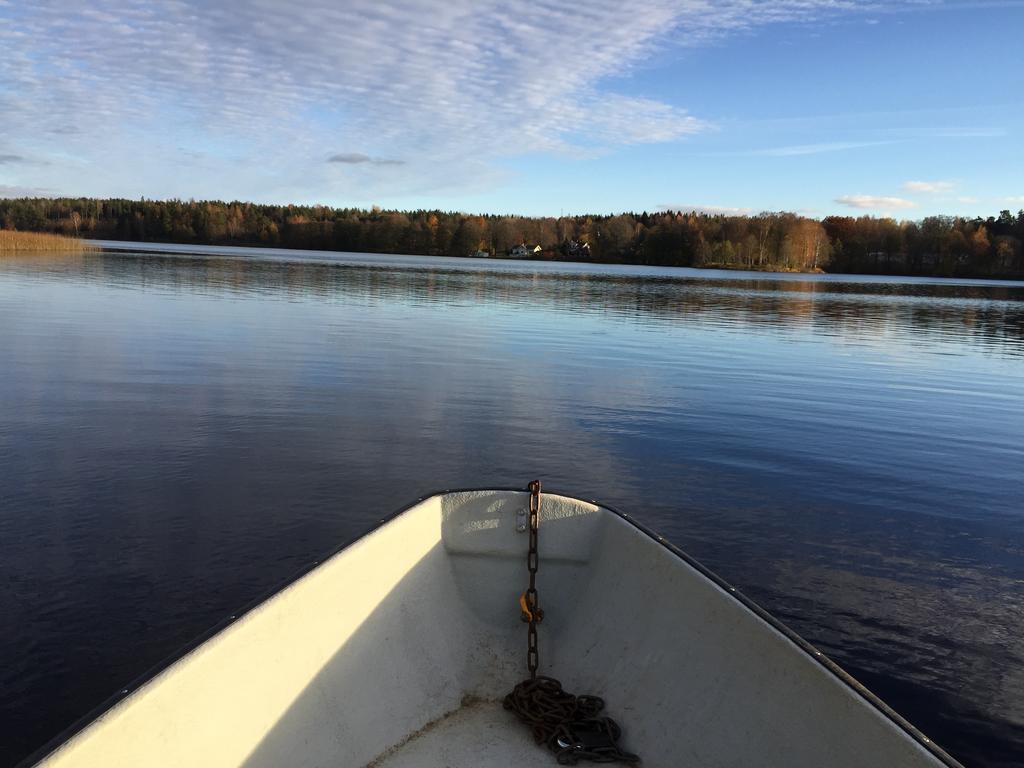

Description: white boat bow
[25,487,964,768]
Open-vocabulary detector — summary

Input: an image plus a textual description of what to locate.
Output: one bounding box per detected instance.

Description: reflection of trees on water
[18,251,1024,355]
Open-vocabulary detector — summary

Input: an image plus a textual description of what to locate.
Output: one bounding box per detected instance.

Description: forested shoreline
[2,197,1023,278]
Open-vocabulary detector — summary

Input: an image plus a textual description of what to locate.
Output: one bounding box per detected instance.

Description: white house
[509,244,542,258]
[566,239,591,258]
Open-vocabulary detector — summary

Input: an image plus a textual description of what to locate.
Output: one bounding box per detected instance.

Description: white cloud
[835,195,917,210]
[0,184,57,198]
[1005,196,1024,205]
[957,196,979,204]
[903,180,955,193]
[0,1,933,201]
[755,140,897,156]
[930,127,1006,138]
[661,204,754,216]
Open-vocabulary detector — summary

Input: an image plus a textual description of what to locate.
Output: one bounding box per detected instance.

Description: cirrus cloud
[0,0,939,202]
[903,180,955,193]
[836,195,917,210]
[0,184,57,198]
[327,153,405,166]
[756,140,897,157]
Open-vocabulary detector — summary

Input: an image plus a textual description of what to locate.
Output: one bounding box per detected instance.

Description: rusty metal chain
[504,480,640,765]
[504,676,640,765]
[526,478,543,678]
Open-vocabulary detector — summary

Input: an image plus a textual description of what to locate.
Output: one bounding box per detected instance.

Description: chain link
[526,478,543,678]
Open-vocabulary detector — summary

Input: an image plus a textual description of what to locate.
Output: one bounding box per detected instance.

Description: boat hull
[26,489,962,767]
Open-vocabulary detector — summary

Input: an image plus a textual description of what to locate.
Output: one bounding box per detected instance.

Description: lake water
[2,243,1023,767]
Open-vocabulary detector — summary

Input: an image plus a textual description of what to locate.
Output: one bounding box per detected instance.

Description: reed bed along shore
[0,230,94,253]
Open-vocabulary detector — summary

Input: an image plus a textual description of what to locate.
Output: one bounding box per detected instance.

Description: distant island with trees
[1,197,1022,279]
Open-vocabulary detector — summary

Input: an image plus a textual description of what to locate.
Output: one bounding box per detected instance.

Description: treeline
[2,197,1023,278]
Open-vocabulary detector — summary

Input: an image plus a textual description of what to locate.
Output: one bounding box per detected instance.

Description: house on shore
[566,239,591,259]
[509,244,543,259]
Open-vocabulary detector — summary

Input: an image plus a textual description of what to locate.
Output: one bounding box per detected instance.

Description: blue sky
[1,0,1022,218]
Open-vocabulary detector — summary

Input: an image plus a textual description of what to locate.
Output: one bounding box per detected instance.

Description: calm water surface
[2,244,1023,767]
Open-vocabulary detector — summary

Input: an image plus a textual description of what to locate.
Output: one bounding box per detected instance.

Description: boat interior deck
[369,698,550,768]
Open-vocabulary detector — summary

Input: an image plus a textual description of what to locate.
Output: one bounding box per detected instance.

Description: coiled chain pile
[504,675,639,765]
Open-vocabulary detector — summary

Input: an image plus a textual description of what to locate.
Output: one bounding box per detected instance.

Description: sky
[1,0,1022,218]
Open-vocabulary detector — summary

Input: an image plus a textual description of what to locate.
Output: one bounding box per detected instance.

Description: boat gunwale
[599,497,965,768]
[17,486,965,768]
